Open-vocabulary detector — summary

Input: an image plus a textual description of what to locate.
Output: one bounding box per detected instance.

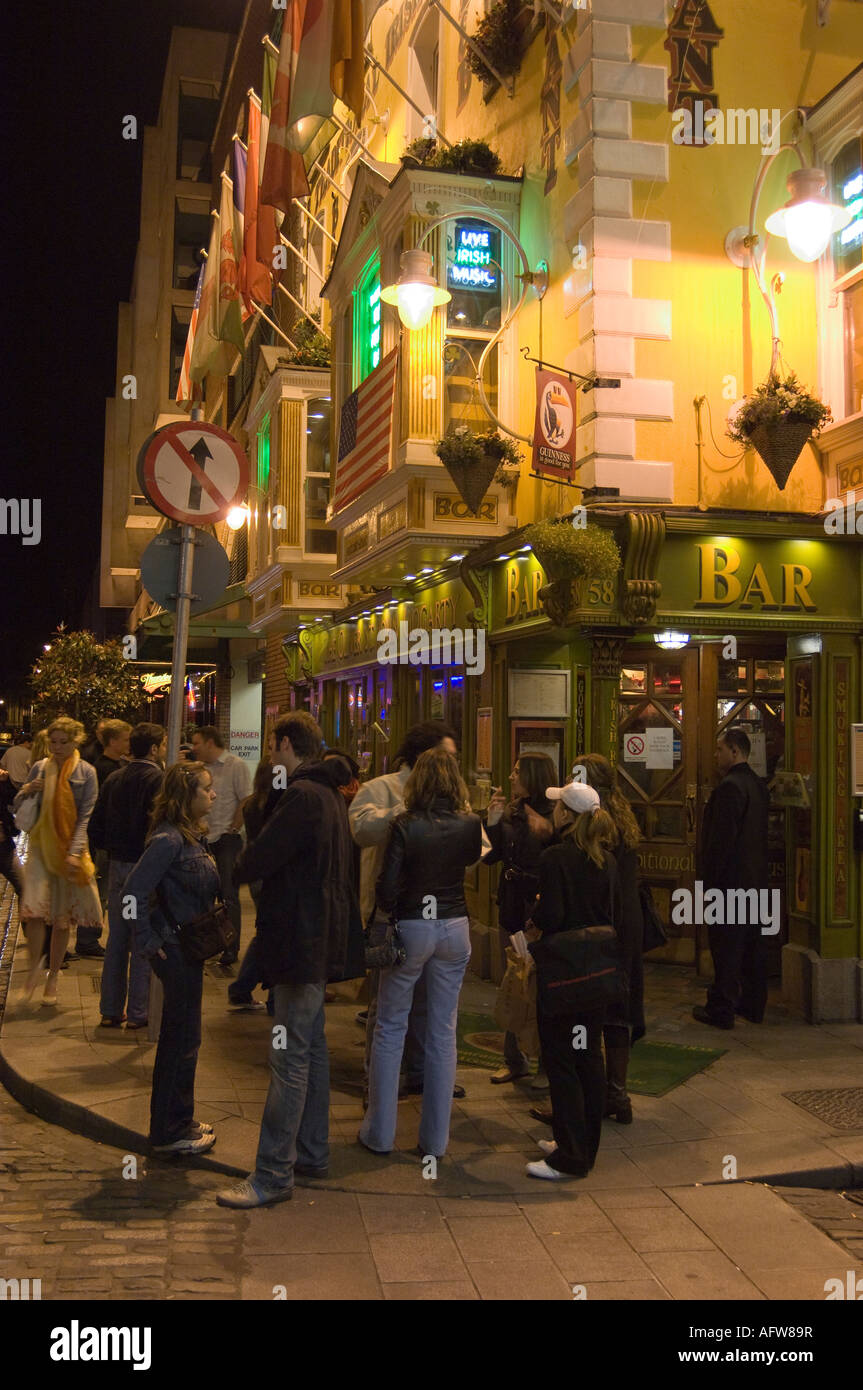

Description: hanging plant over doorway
[435,427,522,514]
[726,371,832,490]
[468,0,526,84]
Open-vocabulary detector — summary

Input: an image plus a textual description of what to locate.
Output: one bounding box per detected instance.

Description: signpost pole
[165,523,196,765]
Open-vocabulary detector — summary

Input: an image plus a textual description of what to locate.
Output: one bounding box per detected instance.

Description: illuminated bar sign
[448,219,499,293]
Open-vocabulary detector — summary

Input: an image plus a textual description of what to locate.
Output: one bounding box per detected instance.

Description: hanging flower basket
[523,518,621,586]
[726,372,832,492]
[435,428,522,515]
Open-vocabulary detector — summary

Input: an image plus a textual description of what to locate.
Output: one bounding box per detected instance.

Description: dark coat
[235,759,362,987]
[701,762,769,891]
[484,796,553,934]
[376,800,482,920]
[532,838,621,939]
[88,759,164,861]
[608,843,645,1039]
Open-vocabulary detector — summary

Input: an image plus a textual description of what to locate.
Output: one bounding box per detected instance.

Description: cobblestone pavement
[0,1085,245,1301]
[775,1187,863,1264]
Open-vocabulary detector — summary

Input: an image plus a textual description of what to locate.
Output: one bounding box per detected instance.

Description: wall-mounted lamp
[226,504,251,530]
[724,119,852,373]
[380,249,450,331]
[654,631,689,651]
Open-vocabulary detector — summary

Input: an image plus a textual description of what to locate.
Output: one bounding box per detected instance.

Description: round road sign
[137,421,249,525]
[140,528,230,615]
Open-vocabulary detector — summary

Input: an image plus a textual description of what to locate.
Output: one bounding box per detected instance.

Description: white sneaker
[526,1159,567,1181]
[152,1132,216,1155]
[537,1139,558,1156]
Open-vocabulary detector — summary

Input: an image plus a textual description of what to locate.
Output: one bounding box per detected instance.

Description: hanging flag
[231,137,254,322]
[176,257,206,405]
[190,212,233,383]
[331,0,365,124]
[243,91,273,310]
[333,348,399,511]
[257,38,283,275]
[262,0,341,215]
[217,172,246,353]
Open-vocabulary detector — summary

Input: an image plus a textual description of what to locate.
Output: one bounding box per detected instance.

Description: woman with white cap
[524,780,621,1181]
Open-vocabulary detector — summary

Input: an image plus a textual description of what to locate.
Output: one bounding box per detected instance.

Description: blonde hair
[556,804,617,868]
[148,761,211,844]
[47,716,85,746]
[31,728,50,761]
[100,719,132,747]
[572,753,640,850]
[405,748,471,815]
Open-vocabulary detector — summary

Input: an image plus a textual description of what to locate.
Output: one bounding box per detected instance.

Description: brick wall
[265,631,291,714]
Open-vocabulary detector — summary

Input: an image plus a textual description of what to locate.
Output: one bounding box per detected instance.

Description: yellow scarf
[31,750,96,884]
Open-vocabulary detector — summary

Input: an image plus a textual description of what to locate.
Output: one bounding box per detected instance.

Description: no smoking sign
[624,733,647,763]
[137,421,249,526]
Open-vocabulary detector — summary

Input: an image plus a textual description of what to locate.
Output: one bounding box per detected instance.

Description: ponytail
[562,806,617,868]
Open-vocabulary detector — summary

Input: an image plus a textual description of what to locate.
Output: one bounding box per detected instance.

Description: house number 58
[587,580,615,604]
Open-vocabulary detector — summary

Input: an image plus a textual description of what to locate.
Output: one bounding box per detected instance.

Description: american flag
[333,348,399,511]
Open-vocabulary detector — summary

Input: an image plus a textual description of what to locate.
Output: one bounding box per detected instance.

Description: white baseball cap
[546,782,601,815]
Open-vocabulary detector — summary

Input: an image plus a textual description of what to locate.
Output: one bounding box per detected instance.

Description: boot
[604,1034,633,1124]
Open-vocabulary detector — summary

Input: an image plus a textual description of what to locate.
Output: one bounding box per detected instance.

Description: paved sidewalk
[1,890,861,1197]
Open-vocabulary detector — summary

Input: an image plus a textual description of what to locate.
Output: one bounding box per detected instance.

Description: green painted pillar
[589,634,626,766]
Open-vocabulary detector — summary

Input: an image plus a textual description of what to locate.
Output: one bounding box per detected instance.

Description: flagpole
[293,200,337,245]
[279,233,325,285]
[363,50,453,147]
[308,158,348,202]
[252,302,299,351]
[277,281,331,338]
[330,111,378,162]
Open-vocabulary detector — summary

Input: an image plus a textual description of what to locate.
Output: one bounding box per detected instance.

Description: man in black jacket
[216,712,362,1208]
[693,727,770,1029]
[89,723,165,1028]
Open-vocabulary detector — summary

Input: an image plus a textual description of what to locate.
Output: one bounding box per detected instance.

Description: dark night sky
[1,2,243,709]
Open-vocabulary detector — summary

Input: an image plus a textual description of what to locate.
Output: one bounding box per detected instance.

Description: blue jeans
[250,980,329,1196]
[100,859,151,1023]
[149,940,204,1145]
[360,916,470,1157]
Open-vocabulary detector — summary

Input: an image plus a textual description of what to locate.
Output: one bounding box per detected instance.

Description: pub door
[696,641,787,974]
[618,647,699,963]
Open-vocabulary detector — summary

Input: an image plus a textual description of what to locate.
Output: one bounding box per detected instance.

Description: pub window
[353,254,381,387]
[443,215,501,432]
[305,396,335,554]
[257,413,271,491]
[407,9,440,141]
[831,135,863,417]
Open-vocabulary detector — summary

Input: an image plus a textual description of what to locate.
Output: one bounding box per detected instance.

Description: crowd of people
[0,707,770,1207]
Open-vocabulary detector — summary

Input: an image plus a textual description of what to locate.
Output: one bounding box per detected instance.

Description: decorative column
[590,633,626,766]
[278,398,303,547]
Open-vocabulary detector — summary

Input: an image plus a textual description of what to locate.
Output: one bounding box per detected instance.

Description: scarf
[31,750,96,884]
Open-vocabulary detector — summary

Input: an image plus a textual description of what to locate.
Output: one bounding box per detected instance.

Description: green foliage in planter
[435,426,522,469]
[726,371,832,444]
[468,0,524,83]
[524,518,621,581]
[284,314,331,368]
[402,137,502,177]
[30,627,144,729]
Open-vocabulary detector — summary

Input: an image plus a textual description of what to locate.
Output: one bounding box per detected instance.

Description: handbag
[640,882,667,953]
[530,924,622,1016]
[494,944,539,1055]
[14,793,40,834]
[363,907,406,970]
[156,881,238,965]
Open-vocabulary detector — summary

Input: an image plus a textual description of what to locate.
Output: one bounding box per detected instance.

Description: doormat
[628,1040,725,1097]
[783,1088,863,1132]
[458,1013,508,1069]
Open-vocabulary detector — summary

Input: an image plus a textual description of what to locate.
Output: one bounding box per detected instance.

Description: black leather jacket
[376,799,483,920]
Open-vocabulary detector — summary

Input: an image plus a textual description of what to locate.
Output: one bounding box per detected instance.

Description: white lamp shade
[381,248,450,331]
[764,167,853,263]
[654,631,689,650]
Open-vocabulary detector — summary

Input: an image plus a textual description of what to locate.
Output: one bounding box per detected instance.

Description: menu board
[508,669,570,717]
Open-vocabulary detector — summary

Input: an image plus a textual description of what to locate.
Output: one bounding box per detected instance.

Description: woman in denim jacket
[124,762,219,1156]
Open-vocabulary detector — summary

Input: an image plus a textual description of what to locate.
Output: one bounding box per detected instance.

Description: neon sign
[447,220,499,295]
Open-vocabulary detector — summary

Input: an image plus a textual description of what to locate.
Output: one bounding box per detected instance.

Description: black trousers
[707,919,768,1024]
[0,837,23,897]
[538,1007,606,1175]
[149,941,204,1144]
